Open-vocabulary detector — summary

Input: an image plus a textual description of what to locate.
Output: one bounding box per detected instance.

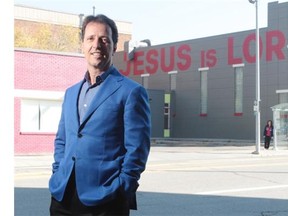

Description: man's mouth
[92,52,101,57]
[92,52,107,59]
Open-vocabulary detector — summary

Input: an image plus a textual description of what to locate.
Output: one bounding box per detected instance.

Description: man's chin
[92,62,110,72]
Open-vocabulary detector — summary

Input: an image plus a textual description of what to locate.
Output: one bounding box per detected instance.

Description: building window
[20,99,62,133]
[141,74,150,89]
[278,92,288,103]
[168,70,177,91]
[233,64,244,116]
[199,67,209,116]
[164,94,171,137]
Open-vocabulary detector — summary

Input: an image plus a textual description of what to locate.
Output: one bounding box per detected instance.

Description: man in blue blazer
[49,14,151,216]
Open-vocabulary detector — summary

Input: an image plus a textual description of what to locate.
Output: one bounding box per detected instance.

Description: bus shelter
[271,103,288,150]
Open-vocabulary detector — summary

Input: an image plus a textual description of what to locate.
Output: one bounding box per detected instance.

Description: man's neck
[88,67,103,85]
[88,64,111,85]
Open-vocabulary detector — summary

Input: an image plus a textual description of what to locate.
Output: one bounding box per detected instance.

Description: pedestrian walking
[263,120,274,149]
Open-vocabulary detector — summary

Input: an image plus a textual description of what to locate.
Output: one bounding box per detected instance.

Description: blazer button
[72,156,76,161]
[78,133,82,138]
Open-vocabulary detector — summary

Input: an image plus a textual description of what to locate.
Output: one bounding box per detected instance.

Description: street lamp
[249,0,261,154]
[124,39,151,60]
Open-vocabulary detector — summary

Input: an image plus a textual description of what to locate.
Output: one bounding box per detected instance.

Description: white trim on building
[14,89,64,100]
[276,89,288,94]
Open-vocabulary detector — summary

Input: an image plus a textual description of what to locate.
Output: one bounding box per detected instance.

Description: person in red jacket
[263,120,274,149]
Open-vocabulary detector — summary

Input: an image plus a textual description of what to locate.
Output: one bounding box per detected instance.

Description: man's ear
[113,45,117,53]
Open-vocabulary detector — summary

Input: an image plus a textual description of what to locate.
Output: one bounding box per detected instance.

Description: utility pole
[249,0,261,154]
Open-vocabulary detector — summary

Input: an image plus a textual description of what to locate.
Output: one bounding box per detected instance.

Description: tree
[15,21,81,53]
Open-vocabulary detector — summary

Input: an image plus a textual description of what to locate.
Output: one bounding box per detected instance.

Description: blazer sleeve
[119,85,151,197]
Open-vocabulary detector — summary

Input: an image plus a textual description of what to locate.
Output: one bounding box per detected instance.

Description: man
[49,14,151,215]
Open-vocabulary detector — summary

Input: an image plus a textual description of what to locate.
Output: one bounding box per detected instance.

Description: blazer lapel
[69,80,84,127]
[79,70,122,129]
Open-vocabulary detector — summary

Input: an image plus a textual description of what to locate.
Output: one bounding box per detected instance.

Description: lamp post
[249,0,261,154]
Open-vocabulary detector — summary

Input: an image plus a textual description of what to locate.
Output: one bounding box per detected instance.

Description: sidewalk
[14,143,288,182]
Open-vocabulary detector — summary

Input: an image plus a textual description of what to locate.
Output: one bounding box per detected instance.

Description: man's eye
[101,38,109,44]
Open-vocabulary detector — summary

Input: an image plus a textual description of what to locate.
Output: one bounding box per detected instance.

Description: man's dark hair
[81,14,118,46]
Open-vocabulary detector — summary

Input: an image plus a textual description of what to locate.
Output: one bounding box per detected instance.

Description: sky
[14,0,288,45]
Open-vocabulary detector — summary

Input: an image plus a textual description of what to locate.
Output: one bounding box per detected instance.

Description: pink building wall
[14,49,86,154]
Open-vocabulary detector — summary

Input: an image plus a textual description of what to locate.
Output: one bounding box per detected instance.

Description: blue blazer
[49,67,151,209]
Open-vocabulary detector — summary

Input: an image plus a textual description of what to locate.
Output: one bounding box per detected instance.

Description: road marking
[195,185,288,195]
[147,161,288,171]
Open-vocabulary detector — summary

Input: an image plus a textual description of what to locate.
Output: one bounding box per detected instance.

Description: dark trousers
[264,136,271,149]
[50,169,130,216]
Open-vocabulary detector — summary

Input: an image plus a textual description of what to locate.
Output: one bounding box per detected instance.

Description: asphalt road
[15,145,288,216]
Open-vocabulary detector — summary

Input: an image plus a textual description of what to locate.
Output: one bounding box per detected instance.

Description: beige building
[14,4,132,52]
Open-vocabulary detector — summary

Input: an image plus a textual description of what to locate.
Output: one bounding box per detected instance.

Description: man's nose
[92,39,101,49]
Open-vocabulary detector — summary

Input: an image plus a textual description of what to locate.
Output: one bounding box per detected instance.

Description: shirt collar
[84,65,113,86]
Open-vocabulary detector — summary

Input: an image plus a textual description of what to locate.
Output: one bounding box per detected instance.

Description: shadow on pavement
[134,192,288,216]
[15,188,288,216]
[15,187,50,216]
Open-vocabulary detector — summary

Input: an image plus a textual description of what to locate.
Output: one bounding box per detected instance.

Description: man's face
[82,22,116,72]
